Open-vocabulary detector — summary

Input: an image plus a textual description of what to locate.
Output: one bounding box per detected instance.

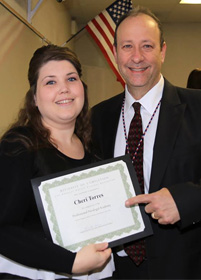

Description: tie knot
[133,102,141,114]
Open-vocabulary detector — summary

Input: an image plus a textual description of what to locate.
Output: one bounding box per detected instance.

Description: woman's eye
[46,80,55,85]
[68,77,77,82]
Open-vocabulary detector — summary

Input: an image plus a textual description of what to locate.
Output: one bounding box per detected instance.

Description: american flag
[85,0,133,87]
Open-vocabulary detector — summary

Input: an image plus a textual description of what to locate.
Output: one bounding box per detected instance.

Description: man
[91,6,201,279]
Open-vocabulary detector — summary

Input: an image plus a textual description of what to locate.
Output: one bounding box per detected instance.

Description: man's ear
[113,44,118,64]
[161,42,167,63]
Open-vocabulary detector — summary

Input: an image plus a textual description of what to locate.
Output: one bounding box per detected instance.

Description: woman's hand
[72,242,111,274]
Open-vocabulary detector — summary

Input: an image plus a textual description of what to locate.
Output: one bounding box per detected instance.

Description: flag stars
[108,0,132,19]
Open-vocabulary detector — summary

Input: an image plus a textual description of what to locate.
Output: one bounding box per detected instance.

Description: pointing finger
[125,194,151,207]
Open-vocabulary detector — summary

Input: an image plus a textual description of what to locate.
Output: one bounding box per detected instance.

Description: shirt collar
[124,75,164,114]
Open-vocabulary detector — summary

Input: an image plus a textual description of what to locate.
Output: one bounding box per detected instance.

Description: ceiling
[64,0,201,26]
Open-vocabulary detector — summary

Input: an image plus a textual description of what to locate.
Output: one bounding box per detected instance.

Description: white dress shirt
[114,76,164,194]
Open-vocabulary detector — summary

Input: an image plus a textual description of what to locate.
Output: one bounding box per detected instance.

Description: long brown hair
[1,45,91,152]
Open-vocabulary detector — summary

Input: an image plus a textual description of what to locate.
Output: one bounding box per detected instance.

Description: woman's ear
[34,94,38,107]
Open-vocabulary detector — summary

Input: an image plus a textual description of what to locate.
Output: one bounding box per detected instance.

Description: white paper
[39,160,145,252]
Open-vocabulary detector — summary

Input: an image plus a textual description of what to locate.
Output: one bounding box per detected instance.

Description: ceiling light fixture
[180,0,201,3]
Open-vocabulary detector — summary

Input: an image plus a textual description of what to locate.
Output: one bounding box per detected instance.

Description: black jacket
[91,79,201,278]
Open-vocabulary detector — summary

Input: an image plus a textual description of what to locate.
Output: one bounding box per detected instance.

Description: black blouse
[0,127,92,274]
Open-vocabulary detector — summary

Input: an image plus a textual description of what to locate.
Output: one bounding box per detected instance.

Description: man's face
[113,14,166,98]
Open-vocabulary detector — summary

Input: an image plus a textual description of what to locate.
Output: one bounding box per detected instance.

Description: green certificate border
[41,162,141,251]
[32,155,153,251]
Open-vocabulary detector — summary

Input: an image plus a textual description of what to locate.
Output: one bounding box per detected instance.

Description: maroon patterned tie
[124,102,146,265]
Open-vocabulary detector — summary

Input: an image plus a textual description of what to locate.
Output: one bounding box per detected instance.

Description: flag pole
[61,26,85,47]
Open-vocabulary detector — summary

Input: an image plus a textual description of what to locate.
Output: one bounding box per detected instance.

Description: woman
[0,45,113,279]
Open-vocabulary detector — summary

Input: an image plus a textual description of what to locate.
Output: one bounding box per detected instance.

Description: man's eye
[144,44,153,49]
[123,44,132,49]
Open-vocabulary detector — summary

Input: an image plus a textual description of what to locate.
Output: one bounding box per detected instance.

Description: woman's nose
[59,82,69,94]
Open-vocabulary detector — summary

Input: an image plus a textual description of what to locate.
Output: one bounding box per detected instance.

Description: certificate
[32,155,152,252]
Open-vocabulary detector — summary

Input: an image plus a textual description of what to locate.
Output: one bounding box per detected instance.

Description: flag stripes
[86,0,133,87]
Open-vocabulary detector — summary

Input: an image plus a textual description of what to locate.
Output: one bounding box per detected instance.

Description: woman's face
[35,60,84,129]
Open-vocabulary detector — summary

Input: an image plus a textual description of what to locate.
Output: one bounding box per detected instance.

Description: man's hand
[125,188,180,225]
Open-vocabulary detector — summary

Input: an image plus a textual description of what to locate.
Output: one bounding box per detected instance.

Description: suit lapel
[103,93,125,158]
[149,80,186,192]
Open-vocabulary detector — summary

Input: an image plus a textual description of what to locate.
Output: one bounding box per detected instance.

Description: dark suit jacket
[91,79,201,278]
